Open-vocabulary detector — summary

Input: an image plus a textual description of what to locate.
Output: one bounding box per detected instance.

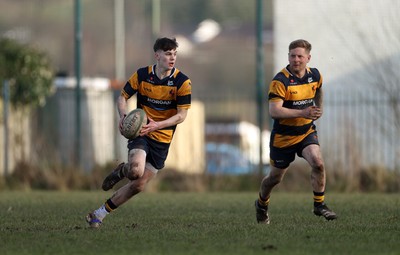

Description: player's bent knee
[126,170,143,181]
[126,162,145,180]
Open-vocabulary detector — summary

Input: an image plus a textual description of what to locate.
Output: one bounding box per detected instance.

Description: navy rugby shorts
[128,136,170,170]
[270,131,319,169]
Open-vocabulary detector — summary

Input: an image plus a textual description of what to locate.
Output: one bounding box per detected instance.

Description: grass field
[0,191,399,255]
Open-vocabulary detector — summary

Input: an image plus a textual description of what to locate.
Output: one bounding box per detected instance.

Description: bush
[359,165,400,192]
[1,160,399,193]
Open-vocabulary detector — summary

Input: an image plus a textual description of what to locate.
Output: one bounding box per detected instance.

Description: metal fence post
[256,0,265,175]
[3,80,9,177]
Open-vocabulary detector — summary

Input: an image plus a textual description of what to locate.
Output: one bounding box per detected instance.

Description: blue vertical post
[256,0,265,175]
[74,0,82,168]
[3,80,9,177]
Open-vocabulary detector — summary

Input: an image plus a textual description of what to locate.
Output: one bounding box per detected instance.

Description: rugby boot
[255,200,270,224]
[313,203,338,220]
[86,212,102,228]
[102,162,125,191]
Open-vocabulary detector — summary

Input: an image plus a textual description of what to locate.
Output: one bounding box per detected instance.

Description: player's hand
[140,117,159,136]
[305,106,322,120]
[118,114,126,134]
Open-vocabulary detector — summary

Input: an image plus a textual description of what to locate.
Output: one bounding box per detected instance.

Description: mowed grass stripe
[0,192,399,255]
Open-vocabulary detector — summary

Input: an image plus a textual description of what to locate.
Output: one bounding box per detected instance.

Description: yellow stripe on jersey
[285,82,319,101]
[139,81,176,101]
[142,105,177,122]
[279,117,312,127]
[148,129,174,144]
[272,128,315,148]
[269,81,320,104]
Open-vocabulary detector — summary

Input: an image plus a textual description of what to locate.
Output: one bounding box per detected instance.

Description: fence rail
[320,88,399,171]
[197,87,400,172]
[1,87,398,176]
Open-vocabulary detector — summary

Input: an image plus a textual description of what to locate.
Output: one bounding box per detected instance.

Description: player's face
[288,47,311,75]
[155,49,177,71]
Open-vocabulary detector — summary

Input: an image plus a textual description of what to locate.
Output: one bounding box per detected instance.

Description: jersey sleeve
[177,79,191,109]
[310,67,323,89]
[121,72,139,99]
[268,80,286,102]
[318,73,323,89]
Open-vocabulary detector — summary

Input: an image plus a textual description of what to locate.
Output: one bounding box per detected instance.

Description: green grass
[0,191,399,255]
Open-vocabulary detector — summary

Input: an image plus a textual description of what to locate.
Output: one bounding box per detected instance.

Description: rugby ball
[121,108,147,139]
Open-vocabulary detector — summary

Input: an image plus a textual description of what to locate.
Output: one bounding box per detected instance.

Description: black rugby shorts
[270,131,319,169]
[128,136,170,170]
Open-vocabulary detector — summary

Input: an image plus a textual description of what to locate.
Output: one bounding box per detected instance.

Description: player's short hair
[153,37,178,52]
[289,39,312,53]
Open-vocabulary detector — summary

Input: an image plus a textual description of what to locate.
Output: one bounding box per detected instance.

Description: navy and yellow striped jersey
[122,65,192,144]
[268,65,322,148]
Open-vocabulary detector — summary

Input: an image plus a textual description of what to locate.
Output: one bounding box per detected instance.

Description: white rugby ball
[121,108,147,139]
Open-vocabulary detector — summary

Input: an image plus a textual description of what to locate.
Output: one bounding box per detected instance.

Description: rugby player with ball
[86,37,191,228]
